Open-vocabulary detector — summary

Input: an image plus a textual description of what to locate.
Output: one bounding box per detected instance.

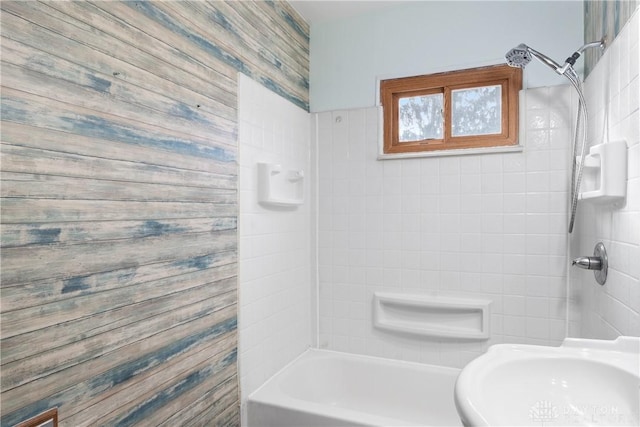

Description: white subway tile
[526,317,550,339]
[481,173,504,193]
[527,129,551,150]
[503,295,526,315]
[503,315,526,336]
[459,214,481,233]
[420,158,440,176]
[461,194,482,213]
[525,87,549,110]
[440,157,461,175]
[384,160,402,177]
[526,151,550,172]
[526,296,550,318]
[440,174,461,194]
[503,254,526,275]
[504,214,526,234]
[503,233,526,254]
[461,156,482,174]
[402,158,422,177]
[461,174,481,194]
[549,108,571,129]
[503,153,525,173]
[549,128,571,150]
[503,173,526,193]
[526,110,550,130]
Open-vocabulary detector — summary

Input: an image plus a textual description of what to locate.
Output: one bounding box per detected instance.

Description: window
[380,64,522,155]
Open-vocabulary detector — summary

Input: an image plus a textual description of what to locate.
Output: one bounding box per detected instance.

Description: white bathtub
[247,349,463,427]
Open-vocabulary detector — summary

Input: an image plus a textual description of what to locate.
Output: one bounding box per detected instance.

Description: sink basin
[454,336,640,426]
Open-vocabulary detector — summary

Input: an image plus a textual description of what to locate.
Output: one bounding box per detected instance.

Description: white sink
[454,336,640,426]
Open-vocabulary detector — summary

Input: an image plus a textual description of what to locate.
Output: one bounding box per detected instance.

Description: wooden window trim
[381,64,522,154]
[15,408,58,427]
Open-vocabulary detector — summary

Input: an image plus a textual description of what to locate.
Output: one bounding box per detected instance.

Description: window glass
[398,94,443,142]
[451,85,501,137]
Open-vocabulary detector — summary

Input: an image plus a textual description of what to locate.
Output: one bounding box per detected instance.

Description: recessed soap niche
[373,292,491,340]
[257,162,304,207]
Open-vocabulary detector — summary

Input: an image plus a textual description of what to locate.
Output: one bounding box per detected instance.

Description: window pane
[452,85,501,137]
[398,93,443,142]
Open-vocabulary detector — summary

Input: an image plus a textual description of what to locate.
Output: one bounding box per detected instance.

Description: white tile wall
[237,75,312,413]
[569,9,640,339]
[315,84,575,368]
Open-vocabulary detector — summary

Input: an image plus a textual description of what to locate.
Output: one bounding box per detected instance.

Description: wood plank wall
[0,1,309,426]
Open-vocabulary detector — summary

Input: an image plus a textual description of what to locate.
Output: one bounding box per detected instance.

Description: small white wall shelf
[373,292,491,340]
[578,140,627,204]
[258,162,304,207]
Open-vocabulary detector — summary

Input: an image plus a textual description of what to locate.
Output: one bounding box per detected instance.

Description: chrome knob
[571,242,608,285]
[572,256,603,270]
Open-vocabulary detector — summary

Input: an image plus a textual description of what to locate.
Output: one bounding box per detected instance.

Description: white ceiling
[289,1,408,25]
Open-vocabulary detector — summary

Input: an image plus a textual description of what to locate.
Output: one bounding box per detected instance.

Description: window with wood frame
[380,64,522,155]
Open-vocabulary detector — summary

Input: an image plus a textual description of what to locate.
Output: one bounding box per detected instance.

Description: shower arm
[524,39,606,75]
[556,38,606,75]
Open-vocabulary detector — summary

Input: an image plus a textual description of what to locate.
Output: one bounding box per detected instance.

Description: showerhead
[505,38,605,76]
[505,44,562,73]
[505,44,532,68]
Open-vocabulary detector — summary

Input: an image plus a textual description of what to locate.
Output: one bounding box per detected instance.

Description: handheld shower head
[505,38,605,75]
[505,44,563,73]
[505,44,532,68]
[503,37,605,234]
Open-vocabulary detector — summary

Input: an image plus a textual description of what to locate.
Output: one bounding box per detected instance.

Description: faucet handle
[572,256,602,270]
[572,242,608,285]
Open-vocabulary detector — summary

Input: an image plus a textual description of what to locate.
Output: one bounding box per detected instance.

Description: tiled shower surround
[570,9,640,338]
[238,75,312,404]
[316,86,575,368]
[235,5,638,405]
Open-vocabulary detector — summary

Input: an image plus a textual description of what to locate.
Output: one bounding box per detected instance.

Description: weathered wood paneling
[0,0,309,425]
